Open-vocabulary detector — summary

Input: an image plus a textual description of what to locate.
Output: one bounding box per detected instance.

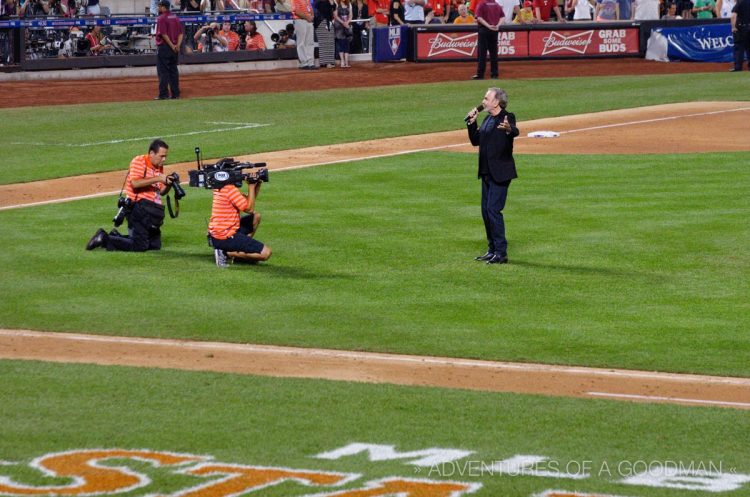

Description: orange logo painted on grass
[0,449,204,496]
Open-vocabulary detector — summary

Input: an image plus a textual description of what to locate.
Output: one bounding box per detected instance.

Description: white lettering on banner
[488,456,590,480]
[427,33,477,57]
[597,29,626,38]
[541,31,594,55]
[313,444,474,467]
[497,31,516,55]
[696,36,733,50]
[388,26,401,56]
[620,468,750,493]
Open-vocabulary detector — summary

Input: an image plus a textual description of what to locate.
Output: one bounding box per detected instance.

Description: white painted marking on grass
[3,329,750,387]
[9,123,270,147]
[587,392,750,408]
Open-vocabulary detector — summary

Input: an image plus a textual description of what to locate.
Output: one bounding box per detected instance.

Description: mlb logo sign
[389,26,401,56]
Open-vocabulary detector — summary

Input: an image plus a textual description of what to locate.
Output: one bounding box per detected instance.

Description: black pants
[156,44,180,99]
[107,200,165,252]
[476,28,498,78]
[481,175,510,257]
[734,28,750,71]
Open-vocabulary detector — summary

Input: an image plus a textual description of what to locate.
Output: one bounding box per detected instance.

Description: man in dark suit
[466,88,519,264]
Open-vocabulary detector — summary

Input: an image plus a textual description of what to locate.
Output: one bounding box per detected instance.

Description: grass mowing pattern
[0,151,748,375]
[1,360,748,497]
[1,72,749,184]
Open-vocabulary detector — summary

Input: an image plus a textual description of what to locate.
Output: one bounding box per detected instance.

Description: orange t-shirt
[453,12,475,21]
[245,32,267,50]
[208,185,250,240]
[221,30,241,50]
[291,0,312,19]
[124,154,164,205]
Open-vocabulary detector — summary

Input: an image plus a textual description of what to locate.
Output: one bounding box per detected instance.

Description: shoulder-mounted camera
[188,148,269,190]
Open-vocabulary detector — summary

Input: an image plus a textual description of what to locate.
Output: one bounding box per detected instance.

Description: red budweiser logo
[541,30,594,55]
[427,33,477,57]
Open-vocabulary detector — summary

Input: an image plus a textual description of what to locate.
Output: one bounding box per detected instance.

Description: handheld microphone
[464,104,484,124]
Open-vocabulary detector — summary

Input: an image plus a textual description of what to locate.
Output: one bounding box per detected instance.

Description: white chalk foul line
[9,123,270,147]
[587,392,750,409]
[3,329,750,387]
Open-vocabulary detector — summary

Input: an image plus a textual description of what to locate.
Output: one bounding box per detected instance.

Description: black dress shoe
[86,228,108,250]
[490,75,498,79]
[729,68,741,72]
[486,254,508,264]
[474,251,494,261]
[471,74,483,80]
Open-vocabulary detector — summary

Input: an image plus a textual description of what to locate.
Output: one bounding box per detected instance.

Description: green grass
[1,71,749,184]
[1,151,748,375]
[1,360,748,497]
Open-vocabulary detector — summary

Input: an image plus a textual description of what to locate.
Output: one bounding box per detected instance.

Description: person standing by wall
[292,0,315,68]
[731,0,750,71]
[465,88,519,265]
[154,0,183,100]
[315,0,336,67]
[472,0,502,79]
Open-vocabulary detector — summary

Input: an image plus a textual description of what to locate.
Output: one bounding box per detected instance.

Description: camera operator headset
[207,169,272,268]
[86,139,181,252]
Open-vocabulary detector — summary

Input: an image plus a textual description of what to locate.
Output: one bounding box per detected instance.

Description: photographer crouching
[208,169,272,268]
[86,139,182,252]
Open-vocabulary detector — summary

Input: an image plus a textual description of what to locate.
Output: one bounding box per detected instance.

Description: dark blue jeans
[481,175,509,257]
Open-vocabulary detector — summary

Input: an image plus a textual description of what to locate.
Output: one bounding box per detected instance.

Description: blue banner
[0,13,291,29]
[372,25,409,62]
[658,23,734,63]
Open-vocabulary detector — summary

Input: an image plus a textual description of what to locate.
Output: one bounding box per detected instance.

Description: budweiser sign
[540,30,594,55]
[426,32,477,57]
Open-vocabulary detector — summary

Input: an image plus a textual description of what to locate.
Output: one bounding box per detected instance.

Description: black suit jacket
[467,109,519,183]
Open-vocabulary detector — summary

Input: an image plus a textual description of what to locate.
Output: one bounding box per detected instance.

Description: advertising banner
[372,25,409,62]
[528,28,639,57]
[659,24,734,62]
[414,29,528,61]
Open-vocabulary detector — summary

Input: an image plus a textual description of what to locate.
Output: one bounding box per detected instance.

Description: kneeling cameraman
[208,172,272,267]
[86,139,177,252]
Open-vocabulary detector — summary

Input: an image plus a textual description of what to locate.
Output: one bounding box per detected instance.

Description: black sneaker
[474,251,494,261]
[85,228,108,250]
[486,254,509,264]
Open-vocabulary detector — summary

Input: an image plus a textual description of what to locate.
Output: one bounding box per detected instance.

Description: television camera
[188,148,269,190]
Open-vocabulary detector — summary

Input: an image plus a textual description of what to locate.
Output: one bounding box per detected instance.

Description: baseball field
[1,60,749,497]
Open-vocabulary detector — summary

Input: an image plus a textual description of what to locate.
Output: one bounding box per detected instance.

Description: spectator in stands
[453,2,475,21]
[292,0,315,68]
[351,0,369,53]
[595,0,618,19]
[513,0,537,19]
[616,0,631,19]
[315,0,336,67]
[632,0,659,17]
[716,0,735,17]
[85,0,102,15]
[219,21,240,49]
[692,0,715,16]
[425,0,450,22]
[243,20,267,49]
[570,0,593,18]
[661,0,682,15]
[390,0,405,23]
[194,22,228,51]
[273,0,291,10]
[403,0,425,22]
[1,0,19,16]
[85,25,111,54]
[496,0,518,22]
[473,0,502,79]
[678,0,693,16]
[21,0,47,16]
[370,0,391,24]
[181,0,201,11]
[47,0,68,15]
[533,0,565,20]
[200,0,224,10]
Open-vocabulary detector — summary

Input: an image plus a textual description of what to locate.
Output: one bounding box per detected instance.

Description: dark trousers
[733,28,750,70]
[156,44,180,99]
[481,175,509,257]
[107,200,164,252]
[476,28,498,78]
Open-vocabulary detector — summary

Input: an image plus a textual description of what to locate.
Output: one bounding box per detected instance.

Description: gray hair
[489,88,508,108]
